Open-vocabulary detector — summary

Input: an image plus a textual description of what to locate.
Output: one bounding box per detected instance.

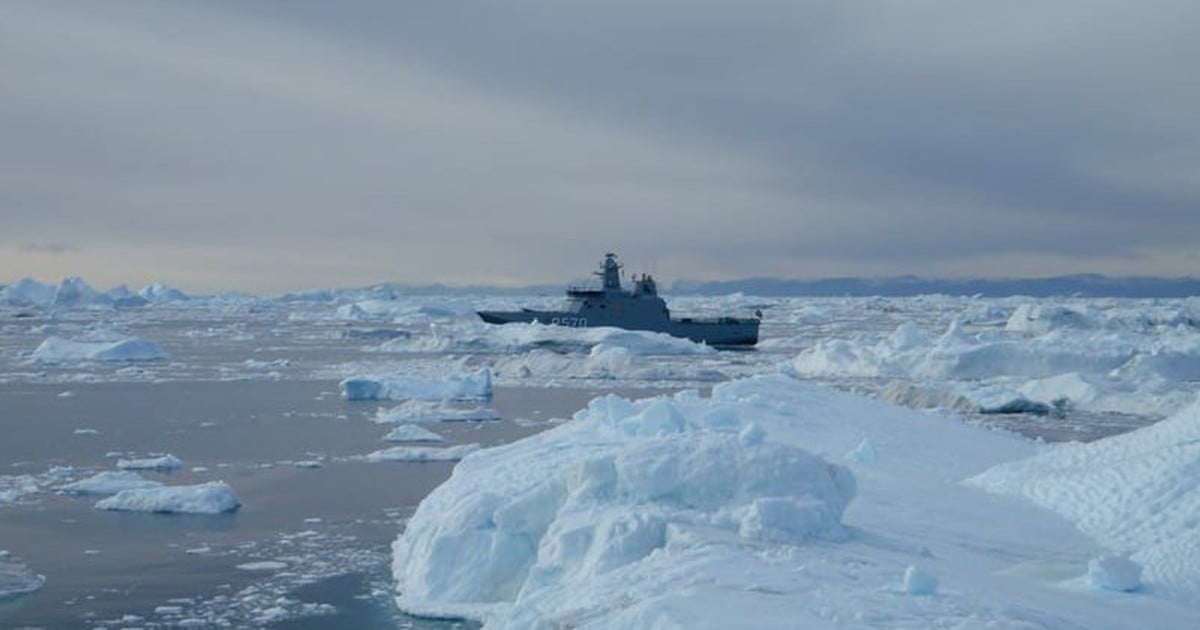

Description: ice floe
[95,481,240,514]
[383,425,446,442]
[30,335,166,362]
[117,454,183,471]
[0,557,45,600]
[374,400,500,424]
[361,444,480,463]
[59,471,163,495]
[341,369,492,401]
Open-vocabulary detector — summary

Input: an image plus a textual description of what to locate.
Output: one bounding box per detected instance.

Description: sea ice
[95,481,240,514]
[362,444,480,463]
[30,335,167,362]
[59,471,163,495]
[236,561,288,571]
[374,400,500,424]
[383,425,445,442]
[117,454,183,471]
[0,559,45,599]
[341,369,492,401]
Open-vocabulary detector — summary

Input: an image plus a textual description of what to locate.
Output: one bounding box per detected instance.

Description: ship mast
[596,253,622,292]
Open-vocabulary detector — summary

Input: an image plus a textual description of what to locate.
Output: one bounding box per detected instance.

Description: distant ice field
[5,279,1198,439]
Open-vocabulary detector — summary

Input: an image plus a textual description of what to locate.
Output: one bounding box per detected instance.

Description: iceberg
[94,481,240,514]
[138,282,190,304]
[0,278,56,307]
[391,375,1200,628]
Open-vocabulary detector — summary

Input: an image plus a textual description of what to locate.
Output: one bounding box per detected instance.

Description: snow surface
[30,336,166,362]
[969,396,1200,604]
[58,471,163,495]
[391,375,1200,628]
[341,369,492,401]
[94,481,240,514]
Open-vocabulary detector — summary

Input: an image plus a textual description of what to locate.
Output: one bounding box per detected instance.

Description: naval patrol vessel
[477,253,760,346]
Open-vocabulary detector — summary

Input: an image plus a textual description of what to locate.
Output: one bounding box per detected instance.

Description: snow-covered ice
[95,481,240,514]
[391,375,1200,628]
[969,396,1200,604]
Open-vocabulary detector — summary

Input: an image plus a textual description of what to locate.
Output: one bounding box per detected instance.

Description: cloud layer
[2,1,1197,291]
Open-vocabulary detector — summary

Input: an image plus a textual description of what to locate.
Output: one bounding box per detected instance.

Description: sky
[2,1,1197,293]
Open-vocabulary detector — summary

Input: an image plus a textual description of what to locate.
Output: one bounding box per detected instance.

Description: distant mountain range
[668,274,1200,298]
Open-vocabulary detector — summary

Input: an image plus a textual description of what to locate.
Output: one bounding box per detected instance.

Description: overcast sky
[2,1,1197,292]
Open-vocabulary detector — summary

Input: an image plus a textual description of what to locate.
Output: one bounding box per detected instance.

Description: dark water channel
[0,380,628,628]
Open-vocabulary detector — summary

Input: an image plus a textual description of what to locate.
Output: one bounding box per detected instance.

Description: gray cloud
[1,1,1197,291]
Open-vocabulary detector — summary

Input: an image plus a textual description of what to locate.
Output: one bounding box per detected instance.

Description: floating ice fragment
[374,400,500,424]
[95,481,240,514]
[236,561,288,571]
[59,471,163,495]
[30,336,166,362]
[117,454,183,471]
[0,558,45,599]
[382,425,445,443]
[362,444,480,463]
[341,369,492,401]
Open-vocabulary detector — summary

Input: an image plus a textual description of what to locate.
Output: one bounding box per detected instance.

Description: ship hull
[476,310,759,347]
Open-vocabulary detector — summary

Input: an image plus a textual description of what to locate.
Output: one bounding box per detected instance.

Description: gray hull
[477,253,761,347]
[477,309,759,347]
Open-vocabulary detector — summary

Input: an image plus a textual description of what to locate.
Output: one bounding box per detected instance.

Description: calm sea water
[0,380,616,629]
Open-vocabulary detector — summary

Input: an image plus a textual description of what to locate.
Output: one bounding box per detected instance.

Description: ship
[477,253,760,346]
